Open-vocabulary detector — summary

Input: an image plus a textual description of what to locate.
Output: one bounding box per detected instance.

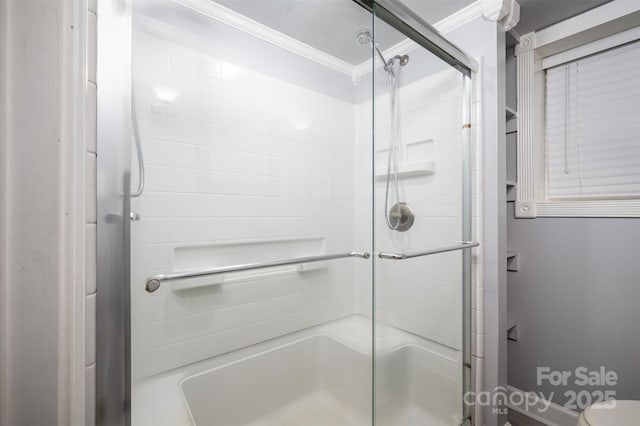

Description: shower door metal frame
[96,0,133,425]
[95,0,477,424]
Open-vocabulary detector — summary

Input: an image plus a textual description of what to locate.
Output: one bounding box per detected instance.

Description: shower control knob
[389,202,415,232]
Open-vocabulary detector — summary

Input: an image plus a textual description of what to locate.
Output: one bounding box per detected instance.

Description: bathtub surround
[131,8,467,381]
[130,27,362,378]
[126,1,479,423]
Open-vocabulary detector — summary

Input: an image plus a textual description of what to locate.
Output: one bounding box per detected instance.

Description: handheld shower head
[388,54,410,67]
[355,29,373,45]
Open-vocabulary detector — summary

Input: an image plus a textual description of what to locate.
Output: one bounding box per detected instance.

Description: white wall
[0,0,91,425]
[0,1,63,420]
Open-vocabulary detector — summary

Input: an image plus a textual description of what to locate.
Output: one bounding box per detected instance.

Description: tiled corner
[472,331,485,357]
[85,153,97,223]
[85,224,96,294]
[87,11,97,84]
[473,355,485,426]
[85,4,98,424]
[86,82,97,154]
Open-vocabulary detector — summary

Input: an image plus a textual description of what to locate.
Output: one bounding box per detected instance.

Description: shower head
[389,54,410,67]
[356,29,410,72]
[355,29,373,45]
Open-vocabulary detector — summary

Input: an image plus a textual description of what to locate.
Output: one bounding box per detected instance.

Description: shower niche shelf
[170,261,328,292]
[375,160,435,179]
[375,139,435,179]
[170,237,327,292]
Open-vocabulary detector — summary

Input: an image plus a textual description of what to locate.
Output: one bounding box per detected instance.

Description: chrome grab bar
[378,242,479,260]
[145,251,371,293]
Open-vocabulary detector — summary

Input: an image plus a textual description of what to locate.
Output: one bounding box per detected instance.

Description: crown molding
[174,0,355,77]
[353,0,488,81]
[501,0,520,31]
[173,0,492,84]
[436,0,485,34]
[481,0,510,22]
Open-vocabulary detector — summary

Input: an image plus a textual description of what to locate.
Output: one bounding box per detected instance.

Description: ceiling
[211,0,482,65]
[515,0,614,34]
[139,0,616,66]
[211,0,401,65]
[211,0,615,64]
[401,0,615,35]
[398,0,477,24]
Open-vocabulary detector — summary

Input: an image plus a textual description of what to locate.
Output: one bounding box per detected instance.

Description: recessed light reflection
[153,86,180,103]
[293,119,310,131]
[221,62,239,81]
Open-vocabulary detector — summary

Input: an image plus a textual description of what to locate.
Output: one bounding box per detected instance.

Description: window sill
[515,199,640,218]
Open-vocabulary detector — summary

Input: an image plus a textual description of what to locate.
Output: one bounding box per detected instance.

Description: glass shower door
[99,0,475,424]
[371,6,474,426]
[127,1,378,425]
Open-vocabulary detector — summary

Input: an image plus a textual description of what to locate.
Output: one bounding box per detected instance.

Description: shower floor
[245,391,368,426]
[132,316,461,426]
[244,391,451,426]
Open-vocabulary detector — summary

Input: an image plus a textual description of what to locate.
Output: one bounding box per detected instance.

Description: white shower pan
[179,318,461,426]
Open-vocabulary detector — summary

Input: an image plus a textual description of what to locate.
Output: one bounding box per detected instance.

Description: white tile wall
[85,6,98,426]
[471,65,485,360]
[359,68,468,350]
[131,30,360,379]
[85,293,96,365]
[85,224,96,294]
[87,11,97,84]
[85,364,95,426]
[130,26,481,390]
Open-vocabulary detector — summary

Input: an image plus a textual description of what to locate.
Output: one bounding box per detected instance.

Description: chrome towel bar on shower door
[378,241,479,260]
[145,251,371,293]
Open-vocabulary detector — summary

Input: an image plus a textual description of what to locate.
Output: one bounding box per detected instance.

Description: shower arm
[374,46,390,71]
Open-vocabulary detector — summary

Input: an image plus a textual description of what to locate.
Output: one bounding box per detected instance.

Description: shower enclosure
[97,0,477,425]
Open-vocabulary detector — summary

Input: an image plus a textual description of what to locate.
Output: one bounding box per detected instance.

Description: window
[514,0,640,218]
[545,41,640,201]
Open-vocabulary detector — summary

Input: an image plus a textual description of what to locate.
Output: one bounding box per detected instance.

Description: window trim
[514,0,640,218]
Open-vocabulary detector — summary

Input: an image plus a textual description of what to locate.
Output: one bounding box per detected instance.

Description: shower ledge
[375,161,435,179]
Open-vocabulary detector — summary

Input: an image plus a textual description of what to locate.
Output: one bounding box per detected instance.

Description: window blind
[545,40,640,200]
